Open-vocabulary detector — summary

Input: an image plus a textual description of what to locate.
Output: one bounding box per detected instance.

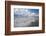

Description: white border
[11,5,42,31]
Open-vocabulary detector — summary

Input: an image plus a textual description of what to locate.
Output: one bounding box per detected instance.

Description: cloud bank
[14,8,39,17]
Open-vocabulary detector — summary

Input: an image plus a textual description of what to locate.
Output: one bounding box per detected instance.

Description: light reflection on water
[14,16,39,27]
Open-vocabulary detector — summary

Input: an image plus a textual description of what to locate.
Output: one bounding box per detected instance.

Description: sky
[14,8,39,16]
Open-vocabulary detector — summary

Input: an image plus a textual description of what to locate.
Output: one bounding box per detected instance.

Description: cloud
[30,13,39,17]
[14,8,31,16]
[14,8,39,17]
